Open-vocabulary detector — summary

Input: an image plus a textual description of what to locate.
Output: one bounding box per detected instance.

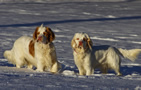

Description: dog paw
[27,65,33,69]
[16,65,21,68]
[36,69,44,72]
[117,73,122,76]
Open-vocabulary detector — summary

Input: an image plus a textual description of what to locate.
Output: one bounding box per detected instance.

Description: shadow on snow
[61,63,141,76]
[0,16,141,27]
[0,60,141,76]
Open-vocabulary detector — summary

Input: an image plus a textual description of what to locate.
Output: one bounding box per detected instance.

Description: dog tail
[118,48,141,61]
[4,50,15,64]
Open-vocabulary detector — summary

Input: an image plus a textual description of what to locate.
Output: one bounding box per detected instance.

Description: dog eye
[76,38,79,40]
[44,32,48,35]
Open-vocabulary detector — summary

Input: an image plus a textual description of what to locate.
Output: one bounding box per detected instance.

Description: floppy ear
[71,39,75,49]
[33,27,39,40]
[85,34,93,50]
[46,27,55,42]
[87,38,93,50]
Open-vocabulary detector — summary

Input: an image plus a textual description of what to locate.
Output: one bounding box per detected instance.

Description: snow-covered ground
[0,0,141,89]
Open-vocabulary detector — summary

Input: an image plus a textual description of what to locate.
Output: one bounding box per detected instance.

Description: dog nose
[79,41,83,46]
[37,36,42,41]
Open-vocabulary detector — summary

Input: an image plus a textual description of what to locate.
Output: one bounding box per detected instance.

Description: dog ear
[85,34,93,50]
[87,38,93,50]
[71,35,77,49]
[71,39,75,49]
[46,27,55,42]
[33,27,39,40]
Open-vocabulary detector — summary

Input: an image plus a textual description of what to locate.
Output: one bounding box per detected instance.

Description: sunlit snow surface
[0,0,141,89]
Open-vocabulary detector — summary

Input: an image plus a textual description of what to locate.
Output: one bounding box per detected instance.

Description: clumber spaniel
[71,32,141,76]
[4,24,61,73]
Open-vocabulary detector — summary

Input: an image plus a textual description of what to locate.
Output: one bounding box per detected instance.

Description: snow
[0,0,141,89]
[91,36,119,42]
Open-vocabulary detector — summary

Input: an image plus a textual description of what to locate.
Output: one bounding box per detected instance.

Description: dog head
[71,32,93,53]
[33,24,55,44]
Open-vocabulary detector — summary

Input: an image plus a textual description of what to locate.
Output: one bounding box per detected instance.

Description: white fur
[71,33,94,75]
[71,33,141,76]
[4,25,61,73]
[4,36,36,68]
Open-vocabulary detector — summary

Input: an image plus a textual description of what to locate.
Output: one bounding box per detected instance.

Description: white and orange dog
[71,32,141,76]
[4,24,61,73]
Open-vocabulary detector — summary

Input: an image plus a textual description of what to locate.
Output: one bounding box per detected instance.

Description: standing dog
[71,32,141,76]
[4,24,61,73]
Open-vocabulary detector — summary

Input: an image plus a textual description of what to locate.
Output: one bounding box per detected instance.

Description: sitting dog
[71,32,141,76]
[4,24,61,73]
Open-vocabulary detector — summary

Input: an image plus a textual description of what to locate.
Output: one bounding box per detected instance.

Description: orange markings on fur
[33,27,39,40]
[29,40,35,57]
[46,27,55,42]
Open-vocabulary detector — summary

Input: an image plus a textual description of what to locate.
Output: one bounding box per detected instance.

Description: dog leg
[115,70,122,76]
[101,68,108,74]
[86,69,93,76]
[50,62,61,73]
[24,59,33,69]
[113,67,122,76]
[85,65,94,75]
[15,57,25,68]
[99,64,108,74]
[78,67,86,75]
[36,67,44,72]
[36,61,44,72]
[16,65,21,68]
[27,64,33,69]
